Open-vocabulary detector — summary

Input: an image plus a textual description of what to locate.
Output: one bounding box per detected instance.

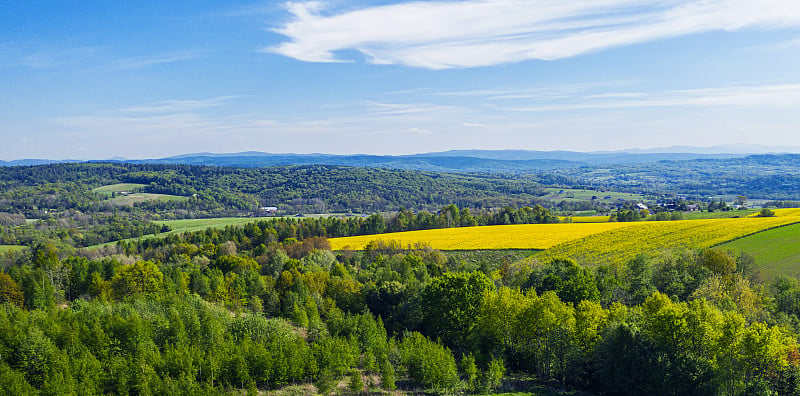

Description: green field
[87,217,279,249]
[92,183,147,196]
[108,193,188,206]
[157,217,276,234]
[92,183,187,205]
[677,209,759,220]
[0,245,27,253]
[542,188,644,203]
[717,222,800,279]
[444,249,541,272]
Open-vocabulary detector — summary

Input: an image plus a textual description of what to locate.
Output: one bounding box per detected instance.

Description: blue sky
[2,0,800,160]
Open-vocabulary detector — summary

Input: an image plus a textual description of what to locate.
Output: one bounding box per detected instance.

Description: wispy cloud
[408,127,432,135]
[13,47,100,69]
[114,50,205,70]
[269,0,800,69]
[499,84,800,111]
[430,81,635,100]
[366,101,459,116]
[754,36,800,51]
[120,96,239,113]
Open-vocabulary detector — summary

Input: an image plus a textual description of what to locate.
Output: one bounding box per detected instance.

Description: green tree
[348,368,364,394]
[527,258,599,305]
[111,261,164,298]
[399,332,459,392]
[759,208,776,217]
[483,357,505,393]
[460,353,479,392]
[0,273,24,308]
[700,249,736,276]
[421,271,494,351]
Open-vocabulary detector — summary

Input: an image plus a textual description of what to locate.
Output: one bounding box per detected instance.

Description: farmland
[92,183,188,206]
[108,192,189,206]
[562,215,611,223]
[533,216,800,266]
[329,222,635,251]
[717,222,800,279]
[541,187,644,204]
[157,217,277,234]
[329,214,800,268]
[91,183,147,196]
[0,245,26,253]
[86,216,279,249]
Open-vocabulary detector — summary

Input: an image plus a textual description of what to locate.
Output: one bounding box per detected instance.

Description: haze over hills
[3,145,799,172]
[117,146,782,171]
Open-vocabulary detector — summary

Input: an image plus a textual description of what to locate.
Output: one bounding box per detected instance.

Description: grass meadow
[0,245,26,253]
[92,183,147,196]
[718,222,800,279]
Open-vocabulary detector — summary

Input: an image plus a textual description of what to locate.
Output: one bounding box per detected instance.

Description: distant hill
[0,159,79,167]
[418,149,743,165]
[2,148,787,173]
[125,153,583,172]
[109,149,749,172]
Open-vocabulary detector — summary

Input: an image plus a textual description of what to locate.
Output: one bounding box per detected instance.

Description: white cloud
[113,50,204,70]
[499,84,800,111]
[408,127,432,135]
[268,0,800,69]
[366,101,459,115]
[755,36,800,51]
[430,81,636,100]
[120,96,239,113]
[14,47,100,69]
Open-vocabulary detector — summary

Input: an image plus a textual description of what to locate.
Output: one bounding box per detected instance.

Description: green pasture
[92,183,147,196]
[0,245,27,253]
[157,217,276,234]
[444,249,541,272]
[542,188,644,203]
[108,193,188,206]
[678,209,759,220]
[717,222,800,279]
[87,217,278,249]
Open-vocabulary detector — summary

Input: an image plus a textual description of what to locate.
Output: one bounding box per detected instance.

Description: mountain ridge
[4,146,798,173]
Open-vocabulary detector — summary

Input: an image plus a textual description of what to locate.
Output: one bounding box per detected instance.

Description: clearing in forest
[92,183,147,196]
[92,183,187,206]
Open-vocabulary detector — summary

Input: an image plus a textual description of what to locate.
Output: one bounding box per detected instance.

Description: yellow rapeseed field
[534,216,800,265]
[329,213,800,267]
[745,208,800,218]
[328,222,635,251]
[560,216,612,223]
[769,208,800,217]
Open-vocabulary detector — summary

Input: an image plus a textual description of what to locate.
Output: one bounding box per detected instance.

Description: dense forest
[0,163,557,217]
[2,161,800,395]
[0,163,567,250]
[2,217,800,395]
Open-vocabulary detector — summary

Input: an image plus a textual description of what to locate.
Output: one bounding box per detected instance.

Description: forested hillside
[2,218,800,395]
[0,163,555,217]
[2,161,800,395]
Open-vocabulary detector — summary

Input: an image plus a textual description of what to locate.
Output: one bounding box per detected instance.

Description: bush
[759,208,776,217]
